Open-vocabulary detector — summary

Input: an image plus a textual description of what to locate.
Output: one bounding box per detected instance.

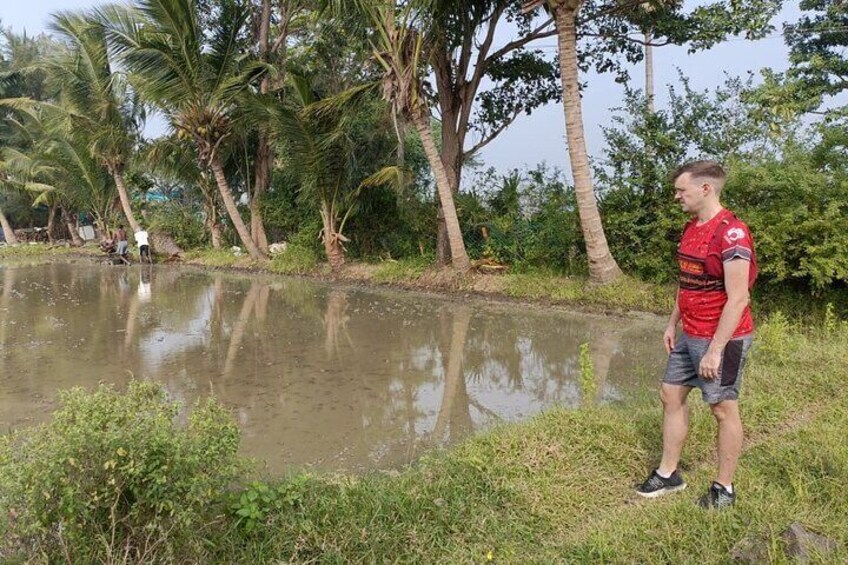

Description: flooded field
[0,263,667,473]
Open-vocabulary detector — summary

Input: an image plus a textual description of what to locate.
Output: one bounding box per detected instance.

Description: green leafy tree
[521,0,780,283]
[327,0,471,270]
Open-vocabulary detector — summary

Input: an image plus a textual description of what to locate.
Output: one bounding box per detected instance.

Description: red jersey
[677,208,756,338]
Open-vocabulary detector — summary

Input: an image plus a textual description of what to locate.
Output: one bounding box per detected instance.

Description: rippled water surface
[0,263,667,472]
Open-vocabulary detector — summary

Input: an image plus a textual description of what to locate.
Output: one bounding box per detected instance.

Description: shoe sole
[635,483,687,499]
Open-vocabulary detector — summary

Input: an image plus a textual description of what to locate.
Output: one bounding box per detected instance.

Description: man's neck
[696,202,724,225]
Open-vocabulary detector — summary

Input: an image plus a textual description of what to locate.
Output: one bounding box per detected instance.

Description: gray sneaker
[698,482,736,509]
[635,469,687,498]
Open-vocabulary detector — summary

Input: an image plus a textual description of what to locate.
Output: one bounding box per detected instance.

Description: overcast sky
[2,1,805,177]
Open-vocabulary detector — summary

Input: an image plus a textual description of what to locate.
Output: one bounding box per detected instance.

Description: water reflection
[0,264,667,473]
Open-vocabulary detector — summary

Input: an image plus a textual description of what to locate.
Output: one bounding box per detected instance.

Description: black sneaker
[698,482,736,509]
[635,469,687,498]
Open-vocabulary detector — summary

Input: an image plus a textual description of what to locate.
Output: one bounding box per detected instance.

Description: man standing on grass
[636,160,758,509]
[115,224,128,258]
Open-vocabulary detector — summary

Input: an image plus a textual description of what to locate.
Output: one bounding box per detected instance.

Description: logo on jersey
[724,227,746,243]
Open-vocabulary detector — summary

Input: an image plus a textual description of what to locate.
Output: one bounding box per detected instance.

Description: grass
[268,244,319,275]
[201,316,847,563]
[502,270,676,314]
[0,242,96,263]
[371,255,432,283]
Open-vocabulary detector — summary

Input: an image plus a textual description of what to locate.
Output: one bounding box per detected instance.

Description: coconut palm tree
[103,0,269,260]
[268,75,381,269]
[523,0,621,284]
[327,0,470,271]
[46,12,145,235]
[1,108,116,244]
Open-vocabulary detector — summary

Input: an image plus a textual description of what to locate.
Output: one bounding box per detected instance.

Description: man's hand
[663,326,677,355]
[699,347,722,380]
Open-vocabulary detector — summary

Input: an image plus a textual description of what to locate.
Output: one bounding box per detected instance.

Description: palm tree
[523,0,621,284]
[1,109,116,245]
[104,0,269,260]
[328,0,470,271]
[269,76,381,269]
[47,12,144,235]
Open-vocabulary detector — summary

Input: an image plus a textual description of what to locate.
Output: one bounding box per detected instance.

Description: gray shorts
[116,241,128,255]
[663,333,753,404]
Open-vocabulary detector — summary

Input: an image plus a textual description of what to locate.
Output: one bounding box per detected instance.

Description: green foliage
[578,342,596,406]
[269,244,319,275]
[754,311,791,365]
[462,164,583,272]
[0,381,242,562]
[147,201,208,249]
[228,476,309,535]
[371,255,432,283]
[724,144,848,290]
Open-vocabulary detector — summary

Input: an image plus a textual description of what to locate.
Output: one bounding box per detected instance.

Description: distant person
[134,228,151,264]
[635,161,757,509]
[114,225,128,258]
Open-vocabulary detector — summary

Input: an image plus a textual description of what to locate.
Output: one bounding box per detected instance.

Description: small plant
[823,302,838,336]
[579,342,597,406]
[229,476,309,534]
[754,310,791,365]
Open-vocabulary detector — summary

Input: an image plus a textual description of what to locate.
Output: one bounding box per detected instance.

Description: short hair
[672,160,726,194]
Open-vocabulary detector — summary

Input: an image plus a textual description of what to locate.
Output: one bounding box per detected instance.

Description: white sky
[2,0,808,177]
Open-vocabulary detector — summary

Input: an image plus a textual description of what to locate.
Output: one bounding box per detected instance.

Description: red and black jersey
[677,208,757,339]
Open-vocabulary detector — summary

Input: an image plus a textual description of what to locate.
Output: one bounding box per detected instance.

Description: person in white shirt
[134,229,151,263]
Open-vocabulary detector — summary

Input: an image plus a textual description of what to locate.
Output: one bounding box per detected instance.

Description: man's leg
[658,383,692,475]
[710,400,742,487]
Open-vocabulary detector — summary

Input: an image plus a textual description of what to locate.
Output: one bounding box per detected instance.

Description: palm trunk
[554,5,622,285]
[62,207,84,247]
[320,201,346,270]
[250,135,271,252]
[210,154,266,260]
[435,115,463,266]
[0,205,18,245]
[412,109,470,271]
[110,166,141,233]
[645,31,654,113]
[250,0,274,253]
[46,202,57,243]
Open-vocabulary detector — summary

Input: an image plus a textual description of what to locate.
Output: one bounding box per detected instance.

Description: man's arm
[664,288,681,354]
[699,260,750,380]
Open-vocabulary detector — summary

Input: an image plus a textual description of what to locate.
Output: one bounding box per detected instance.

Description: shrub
[269,244,319,275]
[0,381,242,563]
[147,202,208,250]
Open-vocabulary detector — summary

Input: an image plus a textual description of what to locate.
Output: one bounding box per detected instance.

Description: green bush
[147,202,208,249]
[269,244,319,274]
[0,381,242,562]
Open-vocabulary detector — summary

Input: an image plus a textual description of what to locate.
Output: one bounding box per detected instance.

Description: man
[114,224,128,258]
[636,160,757,509]
[134,228,151,264]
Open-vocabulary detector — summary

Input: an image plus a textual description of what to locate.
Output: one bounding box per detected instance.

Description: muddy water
[0,263,667,473]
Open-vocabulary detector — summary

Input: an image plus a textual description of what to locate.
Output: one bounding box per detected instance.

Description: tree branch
[463,107,522,157]
[484,18,557,67]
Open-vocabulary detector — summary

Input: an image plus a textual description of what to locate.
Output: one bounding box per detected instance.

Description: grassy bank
[204,316,847,563]
[181,248,675,315]
[0,243,98,265]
